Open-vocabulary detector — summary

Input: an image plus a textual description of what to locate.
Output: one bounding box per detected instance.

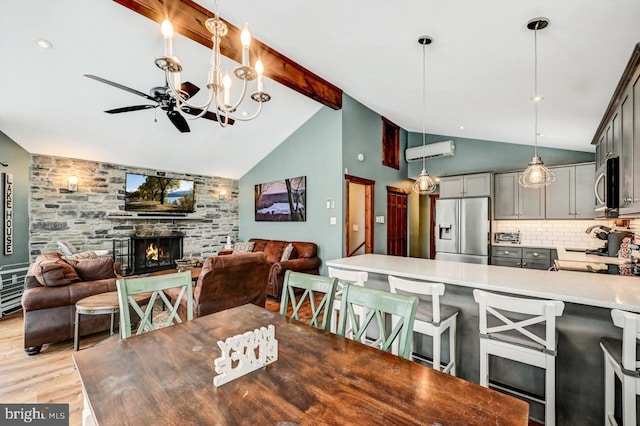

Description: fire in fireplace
[131,234,183,274]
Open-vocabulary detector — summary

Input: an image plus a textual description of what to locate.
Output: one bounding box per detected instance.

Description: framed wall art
[255,176,306,222]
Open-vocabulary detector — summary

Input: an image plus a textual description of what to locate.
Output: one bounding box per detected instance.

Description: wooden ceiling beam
[113,0,342,110]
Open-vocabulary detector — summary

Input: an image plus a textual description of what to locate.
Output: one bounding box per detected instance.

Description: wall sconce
[67,176,78,192]
[219,189,227,200]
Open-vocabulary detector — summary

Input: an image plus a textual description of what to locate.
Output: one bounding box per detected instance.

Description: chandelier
[519,18,555,188]
[154,1,270,127]
[412,36,437,195]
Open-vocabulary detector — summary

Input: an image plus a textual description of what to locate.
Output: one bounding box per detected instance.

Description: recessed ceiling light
[459,126,465,130]
[36,39,53,49]
[241,111,248,117]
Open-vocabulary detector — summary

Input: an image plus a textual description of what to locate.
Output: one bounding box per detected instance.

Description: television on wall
[125,173,195,213]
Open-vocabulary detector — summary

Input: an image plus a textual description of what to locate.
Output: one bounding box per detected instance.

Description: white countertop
[326,254,640,313]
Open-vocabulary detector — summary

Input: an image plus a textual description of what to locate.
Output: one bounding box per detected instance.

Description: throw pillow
[62,250,98,261]
[280,243,295,261]
[66,258,117,281]
[232,241,255,254]
[56,240,78,256]
[32,253,81,287]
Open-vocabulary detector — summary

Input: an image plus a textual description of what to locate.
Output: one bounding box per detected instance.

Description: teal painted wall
[0,132,30,267]
[341,95,412,254]
[239,107,343,272]
[407,133,595,179]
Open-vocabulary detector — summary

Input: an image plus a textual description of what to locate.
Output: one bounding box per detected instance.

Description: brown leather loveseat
[166,251,270,318]
[21,252,121,355]
[248,238,321,300]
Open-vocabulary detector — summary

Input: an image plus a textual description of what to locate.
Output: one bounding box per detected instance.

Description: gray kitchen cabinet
[575,164,595,218]
[592,44,640,217]
[492,246,555,270]
[494,172,545,219]
[439,173,491,198]
[619,66,640,215]
[494,173,518,219]
[545,163,595,219]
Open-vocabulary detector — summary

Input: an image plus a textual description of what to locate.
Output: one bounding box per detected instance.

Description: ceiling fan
[84,74,234,132]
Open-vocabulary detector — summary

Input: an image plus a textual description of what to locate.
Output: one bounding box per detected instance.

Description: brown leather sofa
[248,238,321,300]
[166,251,270,318]
[21,253,121,355]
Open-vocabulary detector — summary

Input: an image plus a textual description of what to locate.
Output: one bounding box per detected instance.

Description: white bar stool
[473,289,564,426]
[327,267,368,337]
[388,276,458,374]
[600,309,640,425]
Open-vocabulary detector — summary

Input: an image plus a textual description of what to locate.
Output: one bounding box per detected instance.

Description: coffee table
[74,291,151,351]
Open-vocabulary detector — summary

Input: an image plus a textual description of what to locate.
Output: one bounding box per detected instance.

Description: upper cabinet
[592,44,640,217]
[439,173,492,198]
[620,68,640,214]
[545,164,595,219]
[494,172,545,219]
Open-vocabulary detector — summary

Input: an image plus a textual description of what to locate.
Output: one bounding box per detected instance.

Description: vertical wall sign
[3,173,13,255]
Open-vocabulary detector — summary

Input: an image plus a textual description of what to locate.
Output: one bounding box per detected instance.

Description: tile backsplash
[494,219,640,249]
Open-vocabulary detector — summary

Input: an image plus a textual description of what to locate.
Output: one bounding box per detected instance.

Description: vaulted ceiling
[2,1,639,179]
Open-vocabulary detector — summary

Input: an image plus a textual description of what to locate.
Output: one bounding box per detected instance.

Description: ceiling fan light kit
[412,35,438,195]
[154,2,270,127]
[519,17,555,189]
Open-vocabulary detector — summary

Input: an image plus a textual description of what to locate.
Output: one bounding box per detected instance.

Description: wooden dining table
[73,303,528,425]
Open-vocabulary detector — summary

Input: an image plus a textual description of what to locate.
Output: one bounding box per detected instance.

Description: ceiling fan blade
[180,81,200,98]
[84,74,156,101]
[167,110,190,133]
[181,106,235,125]
[105,105,158,114]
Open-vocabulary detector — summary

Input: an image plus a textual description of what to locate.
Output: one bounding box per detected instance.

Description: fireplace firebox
[131,234,183,274]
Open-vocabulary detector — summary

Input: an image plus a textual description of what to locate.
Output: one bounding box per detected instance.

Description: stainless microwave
[594,157,619,217]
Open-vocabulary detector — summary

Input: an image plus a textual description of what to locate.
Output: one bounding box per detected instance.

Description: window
[382,117,399,170]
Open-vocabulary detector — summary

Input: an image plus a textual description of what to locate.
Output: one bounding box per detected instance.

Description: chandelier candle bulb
[223,74,231,106]
[241,24,251,67]
[161,19,174,57]
[256,59,264,92]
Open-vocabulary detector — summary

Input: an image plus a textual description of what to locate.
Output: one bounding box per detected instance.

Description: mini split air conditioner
[405,140,455,162]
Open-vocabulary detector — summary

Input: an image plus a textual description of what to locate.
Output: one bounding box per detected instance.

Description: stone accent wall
[29,155,238,262]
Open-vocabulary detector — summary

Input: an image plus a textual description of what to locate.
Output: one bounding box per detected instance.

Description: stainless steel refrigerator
[435,197,490,264]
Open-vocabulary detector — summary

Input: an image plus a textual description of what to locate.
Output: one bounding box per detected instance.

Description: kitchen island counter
[326,254,637,424]
[327,254,640,312]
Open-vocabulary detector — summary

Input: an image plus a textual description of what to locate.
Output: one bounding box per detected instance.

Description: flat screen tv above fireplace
[125,173,195,213]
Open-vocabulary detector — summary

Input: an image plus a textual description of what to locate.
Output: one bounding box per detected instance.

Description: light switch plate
[330,217,337,225]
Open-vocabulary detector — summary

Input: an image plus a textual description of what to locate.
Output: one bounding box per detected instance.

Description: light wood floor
[0,299,284,426]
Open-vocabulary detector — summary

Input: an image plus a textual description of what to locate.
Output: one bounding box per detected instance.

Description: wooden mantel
[113,0,343,110]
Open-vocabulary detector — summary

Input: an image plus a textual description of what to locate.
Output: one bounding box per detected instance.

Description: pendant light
[519,18,555,189]
[412,36,437,195]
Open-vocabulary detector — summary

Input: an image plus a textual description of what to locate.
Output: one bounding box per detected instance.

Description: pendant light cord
[533,22,539,157]
[422,42,427,172]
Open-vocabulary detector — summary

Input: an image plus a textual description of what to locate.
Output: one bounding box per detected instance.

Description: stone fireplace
[131,233,184,274]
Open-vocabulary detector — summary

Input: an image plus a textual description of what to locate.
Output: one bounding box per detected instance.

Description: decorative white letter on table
[213,325,278,387]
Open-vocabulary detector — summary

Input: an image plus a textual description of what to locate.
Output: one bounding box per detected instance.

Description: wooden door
[345,175,375,256]
[387,186,409,256]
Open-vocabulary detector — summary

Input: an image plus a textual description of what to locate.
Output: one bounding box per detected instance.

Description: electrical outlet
[330,217,337,225]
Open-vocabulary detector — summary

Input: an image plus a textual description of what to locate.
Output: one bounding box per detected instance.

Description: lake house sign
[3,173,13,255]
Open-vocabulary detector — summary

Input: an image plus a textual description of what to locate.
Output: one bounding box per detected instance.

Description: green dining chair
[116,271,194,339]
[280,271,338,331]
[338,284,418,359]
